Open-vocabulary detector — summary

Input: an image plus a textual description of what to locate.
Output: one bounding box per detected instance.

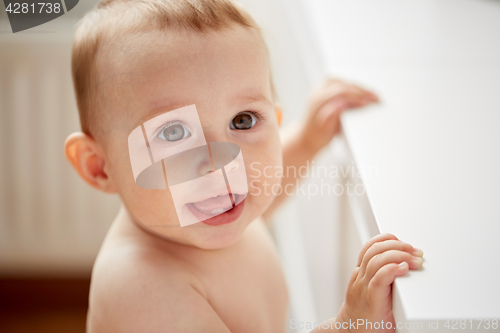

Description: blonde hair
[71,0,262,136]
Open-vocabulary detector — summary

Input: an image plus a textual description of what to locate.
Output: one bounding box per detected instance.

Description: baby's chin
[135,196,258,250]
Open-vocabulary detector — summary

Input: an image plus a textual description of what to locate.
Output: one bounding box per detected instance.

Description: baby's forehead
[96,27,272,131]
[101,27,267,80]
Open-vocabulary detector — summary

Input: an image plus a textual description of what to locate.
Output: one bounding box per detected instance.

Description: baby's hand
[337,233,424,332]
[300,78,379,152]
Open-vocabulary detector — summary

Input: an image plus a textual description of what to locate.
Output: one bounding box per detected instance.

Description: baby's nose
[197,159,214,176]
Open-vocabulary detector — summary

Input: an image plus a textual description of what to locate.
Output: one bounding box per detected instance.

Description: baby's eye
[157,123,191,142]
[230,112,257,130]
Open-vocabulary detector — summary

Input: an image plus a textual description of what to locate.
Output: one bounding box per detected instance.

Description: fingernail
[411,256,423,268]
[398,261,408,272]
[412,248,424,257]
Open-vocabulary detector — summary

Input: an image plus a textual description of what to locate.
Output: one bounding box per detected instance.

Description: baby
[64,0,424,332]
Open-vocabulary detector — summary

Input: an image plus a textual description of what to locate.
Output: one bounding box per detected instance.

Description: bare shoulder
[87,240,230,333]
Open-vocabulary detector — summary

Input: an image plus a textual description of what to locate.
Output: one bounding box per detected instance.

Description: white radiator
[0,19,120,277]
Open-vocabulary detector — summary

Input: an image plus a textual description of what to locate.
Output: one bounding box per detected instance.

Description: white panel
[301,0,500,326]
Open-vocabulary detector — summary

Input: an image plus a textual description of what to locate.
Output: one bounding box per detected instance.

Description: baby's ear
[64,132,117,193]
[275,104,283,127]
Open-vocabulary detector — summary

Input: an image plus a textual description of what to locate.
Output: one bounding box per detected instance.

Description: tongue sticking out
[191,195,234,215]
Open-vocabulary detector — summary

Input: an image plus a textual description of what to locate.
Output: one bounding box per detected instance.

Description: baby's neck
[106,206,195,253]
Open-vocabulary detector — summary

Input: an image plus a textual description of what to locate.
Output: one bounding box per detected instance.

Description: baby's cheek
[246,161,282,202]
[108,143,179,227]
[121,185,180,228]
[243,139,282,198]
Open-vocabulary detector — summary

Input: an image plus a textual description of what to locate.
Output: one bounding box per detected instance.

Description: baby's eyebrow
[131,91,272,129]
[232,91,272,106]
[133,102,189,129]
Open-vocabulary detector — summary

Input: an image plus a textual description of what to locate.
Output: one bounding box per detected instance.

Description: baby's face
[99,27,282,249]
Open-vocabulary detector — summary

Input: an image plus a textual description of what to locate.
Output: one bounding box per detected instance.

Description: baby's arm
[263,78,379,219]
[310,233,424,332]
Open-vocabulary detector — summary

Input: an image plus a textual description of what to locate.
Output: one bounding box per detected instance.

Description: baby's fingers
[356,233,399,267]
[337,88,377,107]
[357,85,379,102]
[364,250,423,281]
[367,262,408,302]
[347,85,379,103]
[323,78,379,101]
[358,240,422,276]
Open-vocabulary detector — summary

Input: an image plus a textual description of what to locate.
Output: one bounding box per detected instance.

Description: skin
[65,26,423,333]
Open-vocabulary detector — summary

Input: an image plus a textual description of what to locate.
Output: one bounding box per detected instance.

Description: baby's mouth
[188,194,235,216]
